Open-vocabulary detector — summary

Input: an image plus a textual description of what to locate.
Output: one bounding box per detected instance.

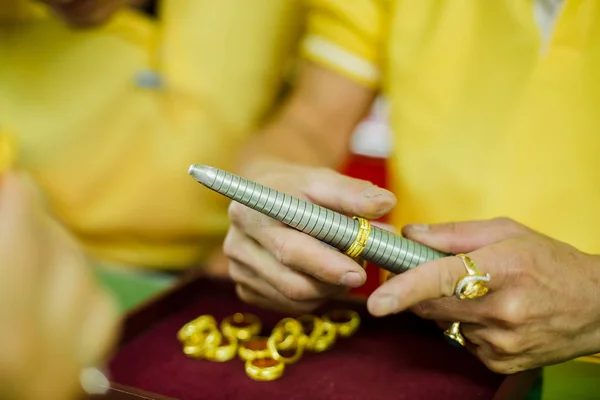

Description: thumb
[401,217,531,254]
[303,169,397,219]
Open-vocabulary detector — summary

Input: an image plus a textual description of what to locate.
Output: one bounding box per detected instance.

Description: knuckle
[411,301,435,319]
[222,230,241,260]
[489,335,521,357]
[272,234,292,266]
[227,201,245,224]
[494,296,526,326]
[483,359,513,374]
[438,263,457,298]
[235,284,257,305]
[227,261,245,283]
[279,284,312,302]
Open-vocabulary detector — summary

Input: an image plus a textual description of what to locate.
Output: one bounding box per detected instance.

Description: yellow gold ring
[182,324,222,359]
[443,322,466,347]
[221,313,262,342]
[177,315,217,343]
[297,315,337,352]
[245,358,285,381]
[344,217,371,258]
[238,336,271,361]
[203,334,239,362]
[271,318,304,351]
[454,253,491,300]
[267,328,307,365]
[322,309,360,338]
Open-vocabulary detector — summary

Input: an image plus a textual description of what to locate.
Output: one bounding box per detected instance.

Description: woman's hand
[0,173,120,400]
[367,217,600,374]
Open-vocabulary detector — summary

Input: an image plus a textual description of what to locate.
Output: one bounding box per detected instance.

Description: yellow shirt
[0,0,303,269]
[301,0,600,256]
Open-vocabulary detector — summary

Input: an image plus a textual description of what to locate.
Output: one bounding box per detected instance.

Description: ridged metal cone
[189,165,448,274]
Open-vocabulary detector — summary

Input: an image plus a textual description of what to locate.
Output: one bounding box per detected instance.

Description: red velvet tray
[92,274,540,400]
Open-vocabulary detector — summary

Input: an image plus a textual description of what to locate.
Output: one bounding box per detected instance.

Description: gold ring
[181,324,222,359]
[238,336,271,361]
[454,254,491,300]
[245,358,285,381]
[297,315,337,352]
[271,318,304,351]
[221,313,262,341]
[267,329,307,365]
[203,334,239,362]
[177,315,217,342]
[443,322,466,347]
[322,309,360,338]
[344,217,371,258]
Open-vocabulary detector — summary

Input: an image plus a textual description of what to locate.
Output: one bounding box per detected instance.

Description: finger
[235,284,323,315]
[229,260,341,304]
[302,168,397,219]
[0,173,46,314]
[226,230,345,301]
[76,289,120,368]
[457,323,493,348]
[368,249,503,317]
[402,217,531,254]
[223,223,366,292]
[410,297,486,324]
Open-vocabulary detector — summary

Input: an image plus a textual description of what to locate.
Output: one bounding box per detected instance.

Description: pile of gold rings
[177,309,361,381]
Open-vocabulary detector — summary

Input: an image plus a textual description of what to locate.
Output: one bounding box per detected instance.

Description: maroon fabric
[109,280,503,400]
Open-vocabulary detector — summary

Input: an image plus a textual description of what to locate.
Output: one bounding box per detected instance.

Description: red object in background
[340,154,390,298]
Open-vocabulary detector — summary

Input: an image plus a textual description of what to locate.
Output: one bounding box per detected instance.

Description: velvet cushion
[109,279,503,400]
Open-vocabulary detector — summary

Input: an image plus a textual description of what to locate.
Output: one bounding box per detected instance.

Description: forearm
[236,63,375,177]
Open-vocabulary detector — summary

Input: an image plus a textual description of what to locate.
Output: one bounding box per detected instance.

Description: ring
[271,318,304,351]
[182,324,222,358]
[322,309,360,338]
[344,217,371,258]
[203,334,239,362]
[177,315,217,342]
[297,315,337,352]
[267,328,307,365]
[238,336,271,361]
[245,358,285,381]
[454,254,491,300]
[221,313,262,341]
[443,322,466,347]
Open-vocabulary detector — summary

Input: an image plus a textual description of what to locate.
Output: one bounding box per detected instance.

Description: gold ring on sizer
[345,217,371,258]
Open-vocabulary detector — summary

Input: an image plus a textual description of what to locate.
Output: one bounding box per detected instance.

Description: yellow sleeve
[300,0,386,88]
[0,0,49,21]
[0,132,17,174]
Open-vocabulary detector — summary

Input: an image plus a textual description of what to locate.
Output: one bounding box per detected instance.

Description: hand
[367,217,600,374]
[224,161,396,313]
[0,173,120,400]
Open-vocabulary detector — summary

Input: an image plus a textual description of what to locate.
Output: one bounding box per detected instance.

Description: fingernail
[340,271,364,288]
[80,366,111,395]
[405,224,429,232]
[370,296,398,316]
[363,185,387,198]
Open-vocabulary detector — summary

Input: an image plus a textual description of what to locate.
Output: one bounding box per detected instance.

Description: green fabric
[94,263,176,314]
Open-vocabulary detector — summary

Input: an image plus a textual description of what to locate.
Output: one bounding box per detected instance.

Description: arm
[237,62,376,176]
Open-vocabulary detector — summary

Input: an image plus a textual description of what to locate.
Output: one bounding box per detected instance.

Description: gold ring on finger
[454,254,491,300]
[443,322,466,347]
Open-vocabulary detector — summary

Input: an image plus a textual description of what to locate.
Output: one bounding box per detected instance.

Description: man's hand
[367,218,600,374]
[224,163,396,314]
[0,173,120,400]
